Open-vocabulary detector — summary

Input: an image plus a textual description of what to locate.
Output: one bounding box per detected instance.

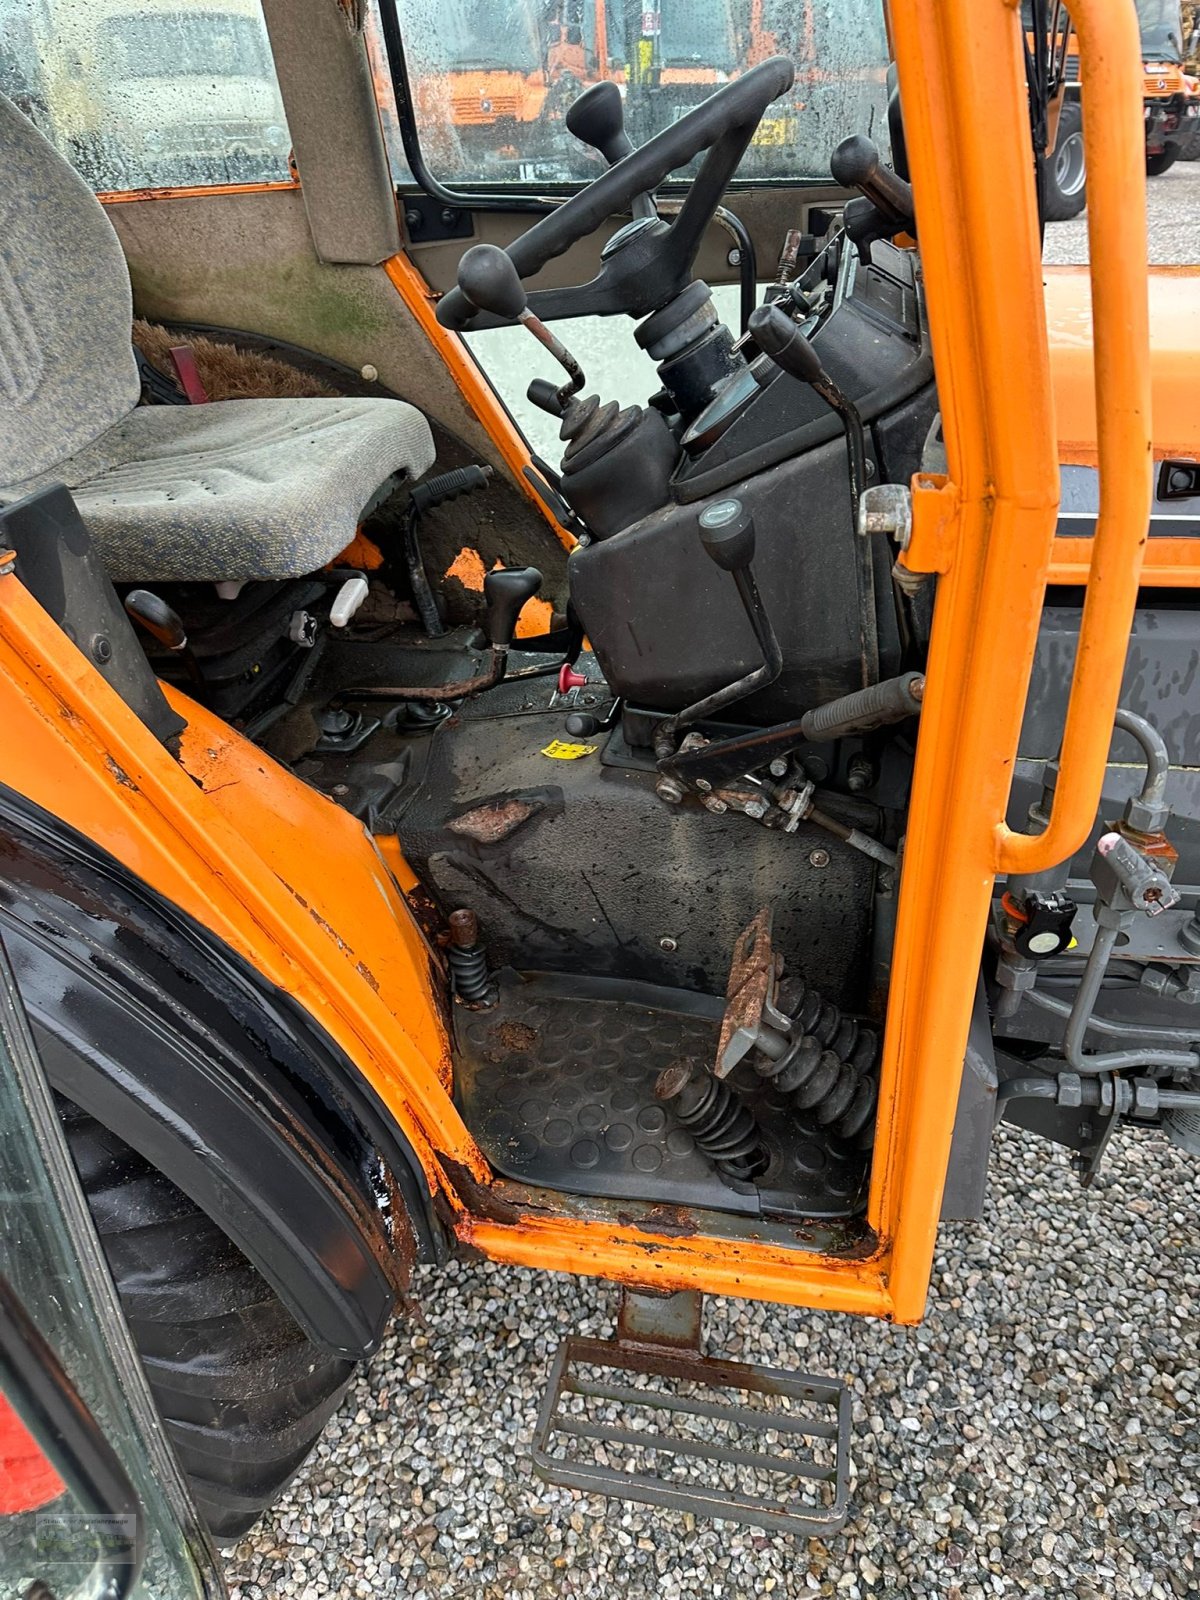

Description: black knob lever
[456,243,529,323]
[830,134,915,230]
[483,566,542,650]
[748,304,867,534]
[747,303,825,387]
[565,80,656,220]
[566,81,634,165]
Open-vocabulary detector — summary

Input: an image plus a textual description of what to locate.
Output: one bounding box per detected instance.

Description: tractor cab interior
[0,0,1187,1332]
[0,24,931,1238]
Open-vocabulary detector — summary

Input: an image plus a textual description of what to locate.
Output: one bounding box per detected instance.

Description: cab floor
[453,970,869,1220]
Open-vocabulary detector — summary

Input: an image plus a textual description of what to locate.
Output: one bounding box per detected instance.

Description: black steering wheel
[436,56,795,332]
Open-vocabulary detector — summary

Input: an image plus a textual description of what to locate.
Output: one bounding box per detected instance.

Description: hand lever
[124,589,188,651]
[747,304,867,531]
[564,80,656,219]
[455,244,586,417]
[830,134,915,230]
[483,566,542,650]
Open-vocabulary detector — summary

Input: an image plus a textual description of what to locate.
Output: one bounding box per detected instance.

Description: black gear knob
[698,498,756,572]
[747,303,826,386]
[830,133,915,228]
[566,80,634,165]
[483,566,542,648]
[456,243,528,323]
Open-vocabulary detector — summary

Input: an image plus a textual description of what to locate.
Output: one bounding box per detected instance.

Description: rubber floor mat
[453,971,868,1218]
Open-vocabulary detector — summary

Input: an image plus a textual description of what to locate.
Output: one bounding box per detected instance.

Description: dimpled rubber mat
[453,971,869,1218]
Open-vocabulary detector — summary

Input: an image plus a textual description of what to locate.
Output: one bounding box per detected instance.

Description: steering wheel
[436,57,795,332]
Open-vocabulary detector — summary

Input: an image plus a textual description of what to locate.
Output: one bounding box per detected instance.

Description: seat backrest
[0,92,139,488]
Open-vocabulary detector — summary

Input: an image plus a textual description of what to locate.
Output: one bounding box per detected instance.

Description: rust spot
[495,1019,539,1054]
[447,796,537,845]
[621,1204,698,1239]
[103,755,139,791]
[355,960,381,993]
[436,1154,521,1226]
[714,907,775,1079]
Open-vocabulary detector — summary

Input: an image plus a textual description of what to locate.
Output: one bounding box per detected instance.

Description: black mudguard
[0,785,444,1361]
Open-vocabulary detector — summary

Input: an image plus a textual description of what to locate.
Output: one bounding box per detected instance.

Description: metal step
[531,1291,851,1536]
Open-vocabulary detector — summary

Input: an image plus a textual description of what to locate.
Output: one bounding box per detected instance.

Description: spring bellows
[447,909,494,1006]
[655,1059,768,1182]
[761,975,880,1146]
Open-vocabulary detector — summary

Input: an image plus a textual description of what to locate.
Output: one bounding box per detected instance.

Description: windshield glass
[1137,0,1184,60]
[97,13,274,79]
[387,0,892,185]
[437,0,541,74]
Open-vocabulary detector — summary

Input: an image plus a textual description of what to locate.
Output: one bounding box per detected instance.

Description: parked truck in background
[1041,0,1200,219]
[0,0,290,191]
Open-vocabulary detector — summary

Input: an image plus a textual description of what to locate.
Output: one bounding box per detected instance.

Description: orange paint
[444,546,555,636]
[336,529,387,571]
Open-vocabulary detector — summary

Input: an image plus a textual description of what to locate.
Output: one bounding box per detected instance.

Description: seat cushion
[3,395,436,582]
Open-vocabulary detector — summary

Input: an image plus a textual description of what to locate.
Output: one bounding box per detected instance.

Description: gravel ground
[226,180,1200,1600]
[1043,159,1200,265]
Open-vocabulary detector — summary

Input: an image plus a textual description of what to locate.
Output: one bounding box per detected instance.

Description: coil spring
[764,976,880,1147]
[655,1060,768,1182]
[447,909,494,1005]
[448,944,491,1004]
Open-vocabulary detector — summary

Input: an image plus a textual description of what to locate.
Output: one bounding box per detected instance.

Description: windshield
[388,0,893,186]
[97,13,274,80]
[1137,0,1184,61]
[438,0,541,74]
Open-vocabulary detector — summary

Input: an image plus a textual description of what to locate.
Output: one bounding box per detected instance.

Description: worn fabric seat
[0,91,434,583]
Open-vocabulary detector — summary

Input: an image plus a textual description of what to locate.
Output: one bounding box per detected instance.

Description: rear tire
[1147,146,1179,176]
[59,1099,356,1543]
[1043,101,1087,220]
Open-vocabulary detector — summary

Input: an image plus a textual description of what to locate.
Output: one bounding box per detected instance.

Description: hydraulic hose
[1060,922,1200,1076]
[1114,707,1169,808]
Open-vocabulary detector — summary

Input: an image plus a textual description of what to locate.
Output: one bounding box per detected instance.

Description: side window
[0,0,292,194]
[385,0,892,188]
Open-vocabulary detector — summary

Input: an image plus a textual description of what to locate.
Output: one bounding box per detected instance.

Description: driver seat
[0,91,435,584]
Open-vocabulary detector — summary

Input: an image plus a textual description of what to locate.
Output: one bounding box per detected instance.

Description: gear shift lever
[747,303,868,531]
[455,243,586,418]
[565,82,656,220]
[483,566,542,650]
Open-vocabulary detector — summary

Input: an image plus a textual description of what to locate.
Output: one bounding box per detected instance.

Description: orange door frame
[0,0,1150,1326]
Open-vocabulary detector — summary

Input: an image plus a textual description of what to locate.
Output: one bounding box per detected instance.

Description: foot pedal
[531,1291,851,1535]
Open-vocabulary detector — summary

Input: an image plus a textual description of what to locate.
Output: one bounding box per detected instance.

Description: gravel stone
[226,180,1198,1600]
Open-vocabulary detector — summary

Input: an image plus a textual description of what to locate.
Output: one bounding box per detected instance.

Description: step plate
[532,1333,851,1536]
[453,971,868,1218]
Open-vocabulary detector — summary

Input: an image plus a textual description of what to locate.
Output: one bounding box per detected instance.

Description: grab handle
[996,0,1151,875]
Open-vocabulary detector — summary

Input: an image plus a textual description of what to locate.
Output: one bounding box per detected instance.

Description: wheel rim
[1054,130,1086,197]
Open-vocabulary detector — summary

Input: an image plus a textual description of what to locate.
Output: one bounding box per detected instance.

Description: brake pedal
[531,1290,851,1536]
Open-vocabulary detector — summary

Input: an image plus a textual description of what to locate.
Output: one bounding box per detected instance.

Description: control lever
[342,566,543,704]
[483,566,542,649]
[830,134,915,231]
[565,81,656,220]
[454,244,585,417]
[124,588,202,684]
[747,303,868,530]
[654,499,783,794]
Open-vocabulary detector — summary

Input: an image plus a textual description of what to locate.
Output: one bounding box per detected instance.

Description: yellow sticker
[541,740,597,760]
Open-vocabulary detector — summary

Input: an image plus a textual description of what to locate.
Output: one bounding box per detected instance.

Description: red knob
[557,663,588,694]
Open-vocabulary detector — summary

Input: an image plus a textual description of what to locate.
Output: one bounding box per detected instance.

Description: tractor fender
[0,785,444,1361]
